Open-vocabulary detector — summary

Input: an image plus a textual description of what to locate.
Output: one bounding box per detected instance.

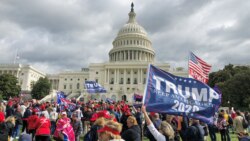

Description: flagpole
[14,48,19,64]
[188,51,191,78]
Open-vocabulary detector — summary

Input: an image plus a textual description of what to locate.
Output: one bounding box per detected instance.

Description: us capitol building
[0,4,187,103]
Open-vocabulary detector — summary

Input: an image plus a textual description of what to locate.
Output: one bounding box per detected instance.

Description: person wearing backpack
[244,112,250,132]
[241,112,249,130]
[233,111,246,134]
[185,119,205,141]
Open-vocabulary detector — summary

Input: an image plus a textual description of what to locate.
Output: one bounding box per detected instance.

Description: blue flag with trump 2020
[143,64,221,124]
[85,81,107,93]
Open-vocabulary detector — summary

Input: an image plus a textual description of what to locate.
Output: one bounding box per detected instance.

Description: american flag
[189,52,211,83]
[60,98,76,111]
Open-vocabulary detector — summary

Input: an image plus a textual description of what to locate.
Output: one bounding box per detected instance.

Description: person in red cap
[109,105,120,122]
[6,101,14,117]
[97,120,124,141]
[84,111,112,141]
[27,109,39,140]
[34,111,51,141]
[120,108,132,133]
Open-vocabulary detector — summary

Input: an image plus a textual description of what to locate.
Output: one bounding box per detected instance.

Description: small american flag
[189,52,211,83]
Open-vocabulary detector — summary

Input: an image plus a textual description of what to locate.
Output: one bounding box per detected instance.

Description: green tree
[208,64,250,110]
[0,74,21,100]
[222,70,250,110]
[31,77,51,99]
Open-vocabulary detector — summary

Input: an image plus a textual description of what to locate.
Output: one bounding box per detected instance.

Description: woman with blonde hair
[84,110,111,141]
[142,106,175,141]
[0,116,15,141]
[98,120,124,141]
[121,116,141,141]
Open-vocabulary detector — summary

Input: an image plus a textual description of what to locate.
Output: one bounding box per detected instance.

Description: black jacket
[122,125,141,141]
[0,122,15,141]
[84,124,102,141]
[185,123,204,141]
[14,111,23,125]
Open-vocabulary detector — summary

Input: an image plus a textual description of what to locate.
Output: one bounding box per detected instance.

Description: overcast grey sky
[0,0,249,74]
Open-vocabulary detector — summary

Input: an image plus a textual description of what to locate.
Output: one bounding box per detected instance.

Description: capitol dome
[109,3,155,62]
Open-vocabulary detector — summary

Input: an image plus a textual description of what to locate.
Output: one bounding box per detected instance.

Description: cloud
[0,0,249,74]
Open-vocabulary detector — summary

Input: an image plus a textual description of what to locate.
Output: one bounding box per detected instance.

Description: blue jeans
[51,121,56,134]
[208,124,217,141]
[226,128,231,141]
[12,124,21,138]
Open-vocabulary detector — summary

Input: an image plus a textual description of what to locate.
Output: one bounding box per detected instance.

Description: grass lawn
[142,133,239,141]
[14,129,241,141]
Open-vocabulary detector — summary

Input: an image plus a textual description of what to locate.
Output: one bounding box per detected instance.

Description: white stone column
[105,69,107,83]
[114,69,117,84]
[119,52,121,61]
[130,69,134,84]
[117,69,120,84]
[125,51,127,60]
[134,51,137,60]
[139,51,141,60]
[137,68,140,84]
[140,68,143,83]
[124,69,126,84]
[128,50,130,60]
[107,69,109,84]
[123,51,125,61]
[132,50,134,60]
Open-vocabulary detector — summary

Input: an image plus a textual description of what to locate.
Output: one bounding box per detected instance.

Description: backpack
[83,131,91,141]
[242,116,249,129]
[0,122,7,134]
[185,126,198,140]
[23,109,31,118]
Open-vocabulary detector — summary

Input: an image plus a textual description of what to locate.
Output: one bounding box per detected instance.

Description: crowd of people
[0,98,250,141]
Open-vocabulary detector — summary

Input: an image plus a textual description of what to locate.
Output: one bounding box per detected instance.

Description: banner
[57,91,66,104]
[134,93,143,102]
[106,98,114,103]
[143,64,221,124]
[85,81,107,93]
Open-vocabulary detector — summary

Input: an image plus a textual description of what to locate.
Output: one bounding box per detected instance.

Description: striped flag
[57,91,66,104]
[189,52,211,83]
[60,98,76,111]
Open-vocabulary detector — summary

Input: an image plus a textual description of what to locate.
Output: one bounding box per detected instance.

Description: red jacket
[27,115,39,130]
[35,116,51,136]
[0,112,5,123]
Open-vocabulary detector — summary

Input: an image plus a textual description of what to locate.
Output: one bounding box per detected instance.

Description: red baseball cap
[90,110,112,122]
